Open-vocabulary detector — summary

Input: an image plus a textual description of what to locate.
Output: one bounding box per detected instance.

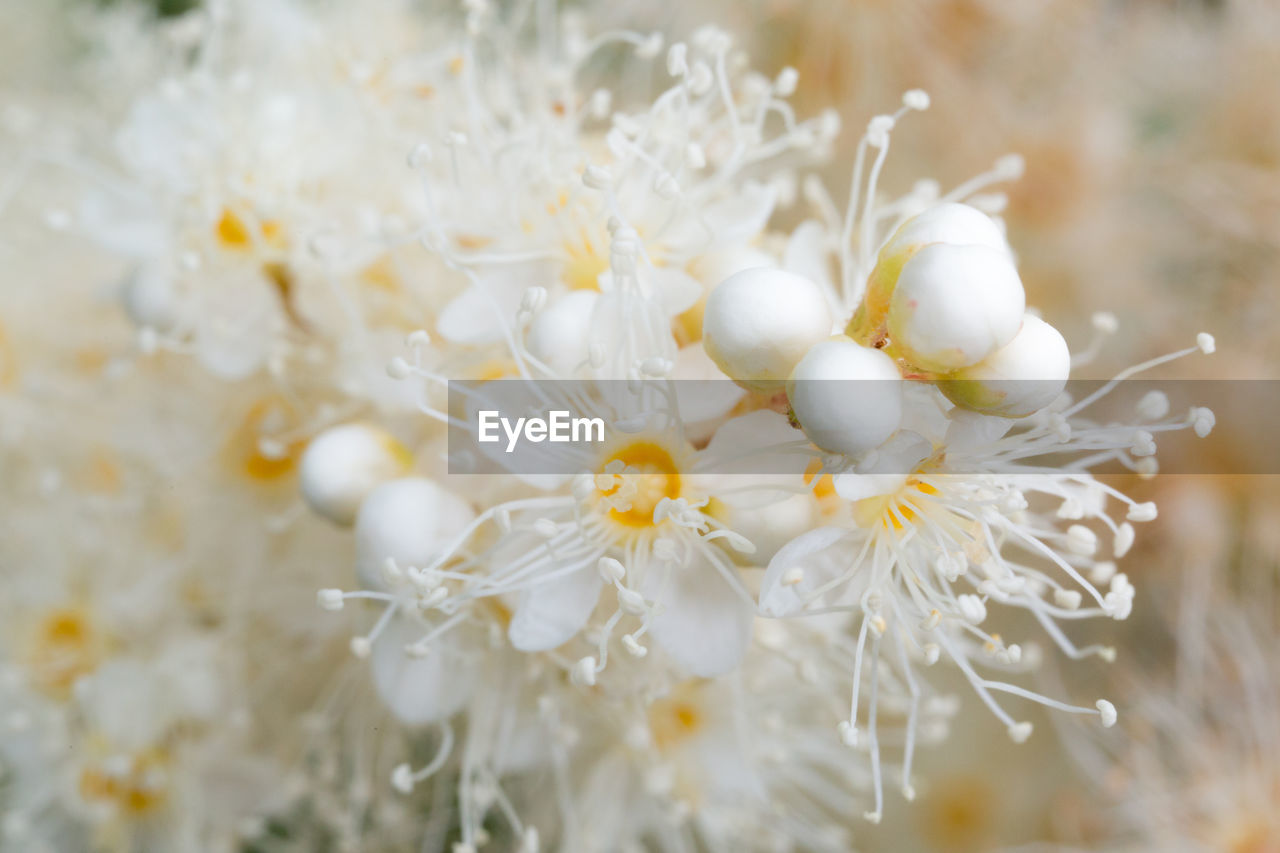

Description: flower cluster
[0,0,1219,851]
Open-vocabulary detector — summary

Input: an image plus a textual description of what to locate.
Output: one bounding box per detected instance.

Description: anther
[901,89,930,110]
[570,656,597,686]
[1127,502,1158,522]
[386,357,412,380]
[597,557,626,583]
[1007,722,1033,743]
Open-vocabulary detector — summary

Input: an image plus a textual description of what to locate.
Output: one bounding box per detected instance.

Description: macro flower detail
[0,0,1249,851]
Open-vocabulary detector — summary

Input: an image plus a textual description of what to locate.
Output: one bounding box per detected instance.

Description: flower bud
[887,243,1024,371]
[937,314,1069,417]
[299,423,413,525]
[787,336,902,455]
[703,267,833,391]
[882,202,1011,261]
[355,478,475,590]
[853,203,1011,340]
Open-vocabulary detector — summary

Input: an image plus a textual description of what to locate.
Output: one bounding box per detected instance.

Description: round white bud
[880,202,1010,261]
[703,268,833,392]
[887,243,1025,371]
[355,478,475,590]
[299,423,413,525]
[854,203,1011,339]
[787,337,902,455]
[937,314,1069,417]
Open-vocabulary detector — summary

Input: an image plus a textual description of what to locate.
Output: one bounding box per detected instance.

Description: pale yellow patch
[456,234,492,251]
[360,256,400,292]
[73,348,110,375]
[562,231,608,292]
[378,430,415,473]
[28,607,104,699]
[922,774,996,852]
[215,208,286,251]
[1213,812,1279,853]
[648,682,707,752]
[467,359,520,382]
[81,448,124,495]
[673,294,706,348]
[79,748,169,816]
[223,397,307,484]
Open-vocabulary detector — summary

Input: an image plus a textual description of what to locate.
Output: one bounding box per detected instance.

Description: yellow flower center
[215,208,285,252]
[599,441,683,529]
[562,231,609,292]
[223,397,307,484]
[648,682,706,751]
[29,607,104,699]
[79,749,169,816]
[922,774,995,851]
[854,477,940,532]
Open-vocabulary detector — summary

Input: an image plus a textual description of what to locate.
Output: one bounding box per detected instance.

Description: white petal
[193,274,275,379]
[665,181,777,256]
[759,526,852,617]
[437,267,531,345]
[783,219,840,314]
[833,472,908,502]
[944,408,1015,452]
[670,343,746,424]
[80,192,170,258]
[900,382,952,443]
[80,660,169,751]
[647,266,703,316]
[371,616,475,726]
[702,181,777,247]
[646,557,753,676]
[702,409,800,476]
[508,566,602,651]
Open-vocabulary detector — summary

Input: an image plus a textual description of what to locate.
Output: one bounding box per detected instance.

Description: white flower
[757,331,1212,812]
[326,386,807,680]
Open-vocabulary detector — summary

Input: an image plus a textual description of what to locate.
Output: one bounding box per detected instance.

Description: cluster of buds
[704,201,1072,459]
